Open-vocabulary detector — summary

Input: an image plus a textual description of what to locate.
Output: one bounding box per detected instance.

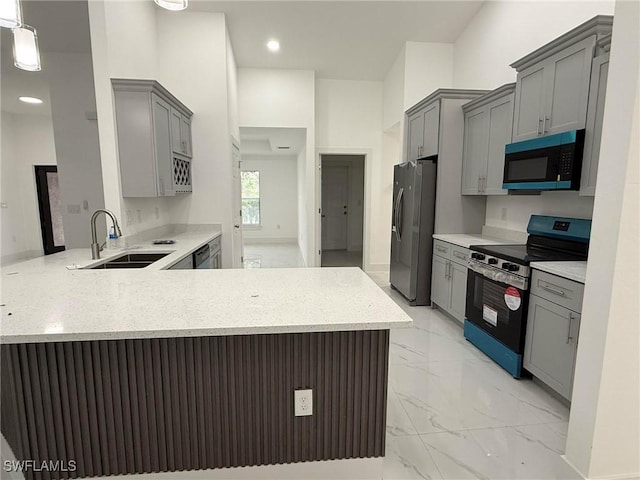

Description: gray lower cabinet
[112,79,194,197]
[168,254,194,270]
[524,270,584,401]
[209,236,222,269]
[461,84,515,195]
[510,16,613,142]
[431,240,469,324]
[580,49,609,196]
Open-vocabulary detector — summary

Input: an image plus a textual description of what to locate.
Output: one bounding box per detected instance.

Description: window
[241,170,260,226]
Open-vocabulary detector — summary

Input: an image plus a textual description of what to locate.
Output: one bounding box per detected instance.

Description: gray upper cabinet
[510,16,613,142]
[407,111,424,162]
[462,84,515,195]
[406,100,440,161]
[421,101,440,158]
[581,41,610,196]
[112,79,194,197]
[171,107,193,158]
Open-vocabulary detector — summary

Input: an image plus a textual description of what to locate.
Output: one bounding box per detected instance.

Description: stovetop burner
[470,243,587,265]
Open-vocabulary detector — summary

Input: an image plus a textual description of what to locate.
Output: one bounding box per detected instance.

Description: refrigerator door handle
[396,188,404,241]
[392,190,400,236]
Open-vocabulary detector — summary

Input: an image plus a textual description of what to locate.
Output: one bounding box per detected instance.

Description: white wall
[88,1,238,266]
[452,1,616,90]
[47,52,106,248]
[403,42,454,111]
[383,45,405,131]
[565,2,639,478]
[452,1,615,232]
[238,68,315,265]
[0,113,57,263]
[241,155,298,242]
[316,79,384,270]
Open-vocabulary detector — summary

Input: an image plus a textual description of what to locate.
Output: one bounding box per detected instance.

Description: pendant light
[0,0,22,28]
[154,0,188,11]
[13,24,41,72]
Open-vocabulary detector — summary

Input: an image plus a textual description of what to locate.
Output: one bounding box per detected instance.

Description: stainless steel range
[464,215,590,378]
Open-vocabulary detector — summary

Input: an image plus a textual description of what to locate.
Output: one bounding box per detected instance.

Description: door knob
[343,211,347,215]
[321,214,326,218]
[234,225,240,228]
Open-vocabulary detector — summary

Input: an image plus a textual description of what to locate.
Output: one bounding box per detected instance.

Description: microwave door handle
[537,118,543,136]
[544,116,549,134]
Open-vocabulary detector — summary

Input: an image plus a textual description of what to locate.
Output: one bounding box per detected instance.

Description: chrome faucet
[90,209,123,260]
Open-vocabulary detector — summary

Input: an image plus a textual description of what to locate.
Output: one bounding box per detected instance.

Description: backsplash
[485,192,595,233]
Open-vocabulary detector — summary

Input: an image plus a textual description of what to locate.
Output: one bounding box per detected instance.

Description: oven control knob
[471,253,485,260]
[487,258,498,265]
[503,263,520,272]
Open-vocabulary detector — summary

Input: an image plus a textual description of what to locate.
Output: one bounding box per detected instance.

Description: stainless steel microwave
[502,129,585,191]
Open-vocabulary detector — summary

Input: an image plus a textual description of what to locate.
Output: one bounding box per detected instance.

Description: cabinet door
[523,295,579,400]
[180,116,192,158]
[484,94,514,195]
[461,107,487,195]
[431,255,450,309]
[448,262,468,324]
[407,112,424,162]
[544,36,595,135]
[580,53,609,196]
[151,94,174,196]
[513,63,546,141]
[170,108,184,156]
[422,102,440,157]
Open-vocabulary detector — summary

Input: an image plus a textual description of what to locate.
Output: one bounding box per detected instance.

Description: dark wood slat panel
[1,330,389,479]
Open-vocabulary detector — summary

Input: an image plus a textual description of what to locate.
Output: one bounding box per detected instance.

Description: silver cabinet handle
[540,283,566,297]
[567,312,574,344]
[537,118,543,136]
[477,176,481,193]
[436,246,447,254]
[446,260,452,280]
[483,177,487,192]
[544,116,549,134]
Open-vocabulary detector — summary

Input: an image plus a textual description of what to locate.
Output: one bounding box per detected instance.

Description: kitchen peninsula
[0,238,411,479]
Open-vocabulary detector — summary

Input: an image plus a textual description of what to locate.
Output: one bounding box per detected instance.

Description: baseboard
[365,263,389,272]
[0,250,41,267]
[561,455,640,480]
[104,458,383,480]
[243,237,298,245]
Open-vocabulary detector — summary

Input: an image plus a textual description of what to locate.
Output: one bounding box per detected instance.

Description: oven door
[465,268,529,353]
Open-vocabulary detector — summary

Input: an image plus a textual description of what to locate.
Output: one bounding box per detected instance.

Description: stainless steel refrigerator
[390,156,437,306]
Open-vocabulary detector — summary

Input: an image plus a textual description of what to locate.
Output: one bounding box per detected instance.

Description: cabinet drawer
[208,235,221,252]
[433,240,451,259]
[450,246,470,266]
[531,270,584,313]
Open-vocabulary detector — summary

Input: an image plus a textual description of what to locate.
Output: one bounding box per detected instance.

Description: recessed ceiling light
[267,40,280,52]
[19,96,43,104]
[154,0,188,11]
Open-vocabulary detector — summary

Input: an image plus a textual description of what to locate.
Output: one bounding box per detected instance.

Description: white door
[321,166,348,251]
[232,141,243,268]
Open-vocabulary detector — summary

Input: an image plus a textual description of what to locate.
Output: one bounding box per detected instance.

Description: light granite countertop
[0,226,412,343]
[530,261,588,284]
[432,233,517,249]
[1,226,222,273]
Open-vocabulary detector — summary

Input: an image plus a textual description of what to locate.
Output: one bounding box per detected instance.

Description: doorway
[34,166,65,255]
[320,155,365,268]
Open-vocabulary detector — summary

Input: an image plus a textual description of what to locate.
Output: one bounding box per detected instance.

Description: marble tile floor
[242,242,305,268]
[321,249,363,268]
[367,271,577,480]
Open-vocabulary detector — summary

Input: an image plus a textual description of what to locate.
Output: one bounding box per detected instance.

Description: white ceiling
[240,126,306,156]
[1,1,91,116]
[190,1,484,80]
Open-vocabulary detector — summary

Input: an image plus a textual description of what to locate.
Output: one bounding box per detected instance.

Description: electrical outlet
[294,389,313,417]
[126,210,134,226]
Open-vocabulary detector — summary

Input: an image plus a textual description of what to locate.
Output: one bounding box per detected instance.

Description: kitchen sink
[88,253,169,269]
